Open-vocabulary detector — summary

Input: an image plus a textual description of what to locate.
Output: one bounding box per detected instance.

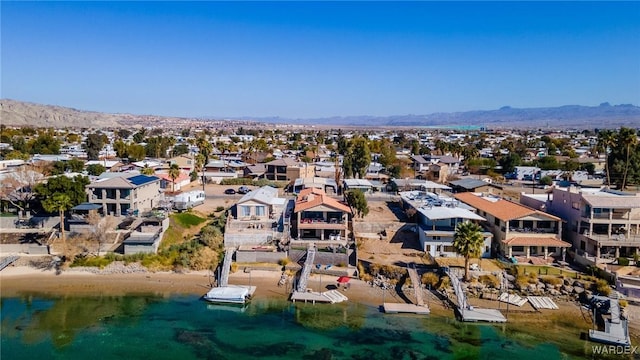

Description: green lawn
[173,212,206,227]
[515,264,578,277]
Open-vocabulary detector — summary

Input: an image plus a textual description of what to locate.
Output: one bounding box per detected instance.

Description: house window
[443,246,455,253]
[425,245,431,252]
[580,241,586,251]
[256,206,266,217]
[241,206,251,217]
[494,218,500,226]
[512,246,524,252]
[571,202,580,210]
[432,236,441,240]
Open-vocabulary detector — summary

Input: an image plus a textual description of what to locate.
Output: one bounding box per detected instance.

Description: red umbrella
[337,276,351,284]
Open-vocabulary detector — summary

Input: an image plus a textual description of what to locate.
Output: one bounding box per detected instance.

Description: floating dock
[291,290,348,304]
[383,303,430,314]
[589,295,631,346]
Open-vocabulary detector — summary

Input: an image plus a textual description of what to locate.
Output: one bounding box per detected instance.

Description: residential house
[157,170,191,192]
[265,158,315,182]
[85,160,124,172]
[455,192,569,262]
[292,188,351,244]
[400,191,492,258]
[543,187,640,264]
[165,154,196,173]
[449,178,502,195]
[86,174,162,216]
[243,164,267,179]
[292,177,338,194]
[224,186,290,247]
[343,179,375,193]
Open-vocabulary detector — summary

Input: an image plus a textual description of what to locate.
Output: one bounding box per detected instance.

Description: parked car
[237,186,250,194]
[224,188,236,195]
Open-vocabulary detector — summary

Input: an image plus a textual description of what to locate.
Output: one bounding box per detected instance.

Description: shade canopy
[337,276,351,283]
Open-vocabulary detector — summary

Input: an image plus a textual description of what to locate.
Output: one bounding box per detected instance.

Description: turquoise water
[1,294,571,359]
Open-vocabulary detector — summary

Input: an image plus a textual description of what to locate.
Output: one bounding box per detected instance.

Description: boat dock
[291,289,348,304]
[589,295,631,346]
[445,268,506,323]
[383,303,430,314]
[381,264,431,315]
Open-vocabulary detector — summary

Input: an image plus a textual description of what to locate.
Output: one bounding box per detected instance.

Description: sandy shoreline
[2,265,638,348]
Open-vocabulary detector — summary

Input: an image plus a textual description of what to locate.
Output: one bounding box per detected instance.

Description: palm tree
[42,193,73,252]
[619,128,638,190]
[141,164,155,175]
[597,129,615,188]
[168,163,181,193]
[196,136,212,191]
[453,221,485,281]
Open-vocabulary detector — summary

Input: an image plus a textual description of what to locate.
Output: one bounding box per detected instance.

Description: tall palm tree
[597,129,615,188]
[619,128,638,190]
[168,163,181,193]
[43,193,73,252]
[453,221,485,281]
[196,136,212,191]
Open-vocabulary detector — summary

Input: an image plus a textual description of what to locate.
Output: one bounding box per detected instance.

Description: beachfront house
[542,187,640,265]
[292,188,351,244]
[400,190,492,258]
[454,192,570,262]
[86,174,162,216]
[224,186,290,247]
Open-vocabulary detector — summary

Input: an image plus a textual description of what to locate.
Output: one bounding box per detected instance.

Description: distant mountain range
[248,103,640,128]
[1,99,639,129]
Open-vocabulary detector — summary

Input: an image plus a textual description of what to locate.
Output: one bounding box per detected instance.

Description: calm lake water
[1,294,584,359]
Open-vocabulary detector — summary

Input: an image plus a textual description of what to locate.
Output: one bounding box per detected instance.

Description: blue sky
[2,1,639,119]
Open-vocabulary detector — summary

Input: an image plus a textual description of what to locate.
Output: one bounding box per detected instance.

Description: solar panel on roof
[128,174,158,186]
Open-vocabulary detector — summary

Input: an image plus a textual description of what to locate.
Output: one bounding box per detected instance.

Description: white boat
[203,286,253,304]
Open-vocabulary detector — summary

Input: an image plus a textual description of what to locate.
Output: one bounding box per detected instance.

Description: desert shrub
[619,299,628,308]
[540,276,563,286]
[199,225,223,249]
[438,275,451,290]
[478,274,500,288]
[527,272,538,284]
[593,279,611,296]
[230,262,238,273]
[404,277,412,287]
[71,255,113,269]
[617,257,630,266]
[368,264,407,281]
[278,258,290,266]
[215,206,225,212]
[191,247,220,271]
[421,272,440,287]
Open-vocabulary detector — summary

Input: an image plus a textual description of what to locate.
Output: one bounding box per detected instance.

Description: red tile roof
[502,237,571,247]
[294,188,351,213]
[454,192,560,222]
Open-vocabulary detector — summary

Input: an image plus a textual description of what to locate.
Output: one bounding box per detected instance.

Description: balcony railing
[508,227,557,234]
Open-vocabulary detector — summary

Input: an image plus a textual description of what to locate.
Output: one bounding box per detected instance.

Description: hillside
[2,98,639,129]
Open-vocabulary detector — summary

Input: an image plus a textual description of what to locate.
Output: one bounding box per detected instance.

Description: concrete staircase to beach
[445,268,468,311]
[219,248,235,287]
[296,246,316,292]
[407,264,424,306]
